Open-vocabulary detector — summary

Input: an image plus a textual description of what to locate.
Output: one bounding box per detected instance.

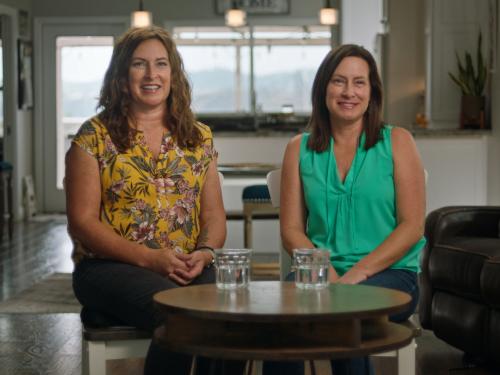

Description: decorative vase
[460,95,485,129]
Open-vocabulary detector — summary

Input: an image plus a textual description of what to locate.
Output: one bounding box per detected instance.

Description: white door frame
[34,17,128,213]
[0,5,19,218]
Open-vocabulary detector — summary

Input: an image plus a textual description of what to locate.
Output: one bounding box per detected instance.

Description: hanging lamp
[319,0,338,25]
[131,0,152,28]
[225,1,246,27]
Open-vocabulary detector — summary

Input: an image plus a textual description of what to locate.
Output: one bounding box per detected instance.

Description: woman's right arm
[65,144,188,275]
[280,135,339,282]
[280,135,315,253]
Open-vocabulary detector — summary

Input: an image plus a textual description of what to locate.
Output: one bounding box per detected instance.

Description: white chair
[82,324,151,375]
[265,168,419,375]
[266,168,291,280]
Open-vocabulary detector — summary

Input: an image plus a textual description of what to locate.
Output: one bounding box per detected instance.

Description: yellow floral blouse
[71,116,217,264]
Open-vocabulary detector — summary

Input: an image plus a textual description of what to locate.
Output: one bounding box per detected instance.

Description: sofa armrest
[425,206,500,249]
[420,206,500,329]
[482,256,500,309]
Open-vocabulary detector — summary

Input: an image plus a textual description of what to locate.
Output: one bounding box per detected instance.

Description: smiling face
[128,38,171,112]
[325,56,371,126]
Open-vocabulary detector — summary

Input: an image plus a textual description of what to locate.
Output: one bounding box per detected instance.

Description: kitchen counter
[213,127,491,138]
[218,163,279,177]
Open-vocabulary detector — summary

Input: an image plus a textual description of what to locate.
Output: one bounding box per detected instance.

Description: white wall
[341,0,383,55]
[416,136,488,212]
[486,3,500,205]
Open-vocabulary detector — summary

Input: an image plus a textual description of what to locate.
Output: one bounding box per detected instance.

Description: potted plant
[449,32,488,129]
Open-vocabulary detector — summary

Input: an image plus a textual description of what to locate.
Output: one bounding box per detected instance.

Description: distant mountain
[61,68,316,117]
[62,81,102,117]
[188,68,316,113]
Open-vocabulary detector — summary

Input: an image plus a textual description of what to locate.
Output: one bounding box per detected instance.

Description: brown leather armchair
[420,206,500,368]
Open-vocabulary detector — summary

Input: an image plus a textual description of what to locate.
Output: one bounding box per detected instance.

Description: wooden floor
[0,217,497,375]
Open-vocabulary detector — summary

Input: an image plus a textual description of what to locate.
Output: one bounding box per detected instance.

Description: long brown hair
[307,44,384,152]
[97,26,201,152]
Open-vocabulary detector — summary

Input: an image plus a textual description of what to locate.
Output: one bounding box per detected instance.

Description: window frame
[171,23,334,117]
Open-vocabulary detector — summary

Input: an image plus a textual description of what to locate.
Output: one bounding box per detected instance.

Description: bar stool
[0,161,13,242]
[242,185,280,279]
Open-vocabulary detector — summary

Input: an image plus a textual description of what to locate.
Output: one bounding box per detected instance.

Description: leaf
[476,32,486,95]
[448,72,470,95]
[456,51,466,78]
[464,52,475,93]
[450,31,488,97]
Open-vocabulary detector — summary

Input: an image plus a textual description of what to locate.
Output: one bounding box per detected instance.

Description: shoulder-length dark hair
[307,44,384,152]
[97,26,201,152]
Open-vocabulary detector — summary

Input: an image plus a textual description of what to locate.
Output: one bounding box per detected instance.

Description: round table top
[154,281,411,322]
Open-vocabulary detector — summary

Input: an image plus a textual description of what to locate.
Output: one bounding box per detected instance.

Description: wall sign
[215,0,290,15]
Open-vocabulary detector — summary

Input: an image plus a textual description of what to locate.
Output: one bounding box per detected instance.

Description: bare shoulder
[391,126,414,145]
[287,133,304,152]
[391,127,417,154]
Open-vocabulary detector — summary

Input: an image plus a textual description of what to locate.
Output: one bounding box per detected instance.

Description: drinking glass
[293,248,330,290]
[214,248,252,290]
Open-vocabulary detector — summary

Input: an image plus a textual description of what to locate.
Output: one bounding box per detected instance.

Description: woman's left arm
[172,159,226,283]
[338,127,426,284]
[197,158,227,251]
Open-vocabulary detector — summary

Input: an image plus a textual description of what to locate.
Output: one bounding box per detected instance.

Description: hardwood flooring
[0,217,497,375]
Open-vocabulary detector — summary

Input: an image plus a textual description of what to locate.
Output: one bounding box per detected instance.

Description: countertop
[213,127,491,138]
[218,163,279,177]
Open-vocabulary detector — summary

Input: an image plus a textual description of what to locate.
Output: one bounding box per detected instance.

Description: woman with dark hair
[66,26,233,374]
[278,44,426,374]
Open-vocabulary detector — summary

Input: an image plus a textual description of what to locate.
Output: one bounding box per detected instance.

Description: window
[56,36,113,189]
[175,27,251,114]
[174,26,331,115]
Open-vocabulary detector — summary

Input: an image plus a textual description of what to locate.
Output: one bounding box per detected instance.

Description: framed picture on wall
[18,39,33,110]
[215,0,290,15]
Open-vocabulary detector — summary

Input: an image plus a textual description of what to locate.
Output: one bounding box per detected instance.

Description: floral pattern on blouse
[71,116,217,264]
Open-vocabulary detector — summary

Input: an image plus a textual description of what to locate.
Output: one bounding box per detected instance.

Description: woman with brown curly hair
[66,26,234,374]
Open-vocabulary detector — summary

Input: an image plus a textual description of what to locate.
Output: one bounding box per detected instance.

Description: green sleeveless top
[299,126,425,275]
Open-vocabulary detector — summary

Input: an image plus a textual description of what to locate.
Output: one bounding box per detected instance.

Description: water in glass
[215,248,252,289]
[293,248,330,290]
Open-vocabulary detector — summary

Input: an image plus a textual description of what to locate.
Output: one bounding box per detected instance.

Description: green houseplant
[448,32,488,129]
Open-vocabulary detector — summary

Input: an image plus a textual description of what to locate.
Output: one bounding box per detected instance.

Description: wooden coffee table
[153,281,413,361]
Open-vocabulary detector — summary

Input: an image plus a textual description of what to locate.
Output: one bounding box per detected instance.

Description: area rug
[0,273,81,314]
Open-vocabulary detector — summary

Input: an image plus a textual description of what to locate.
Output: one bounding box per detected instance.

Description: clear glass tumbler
[214,248,252,290]
[293,248,330,290]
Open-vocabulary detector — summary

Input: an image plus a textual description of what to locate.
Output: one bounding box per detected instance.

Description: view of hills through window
[58,27,332,120]
[174,26,331,114]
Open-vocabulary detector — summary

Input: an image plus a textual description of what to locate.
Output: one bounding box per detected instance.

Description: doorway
[35,19,127,212]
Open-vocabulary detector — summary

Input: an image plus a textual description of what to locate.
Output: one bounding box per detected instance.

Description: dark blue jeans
[73,258,245,375]
[331,268,418,375]
[263,268,419,375]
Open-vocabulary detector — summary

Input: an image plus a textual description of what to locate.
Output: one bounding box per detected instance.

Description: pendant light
[319,0,338,25]
[225,1,246,28]
[131,0,152,28]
